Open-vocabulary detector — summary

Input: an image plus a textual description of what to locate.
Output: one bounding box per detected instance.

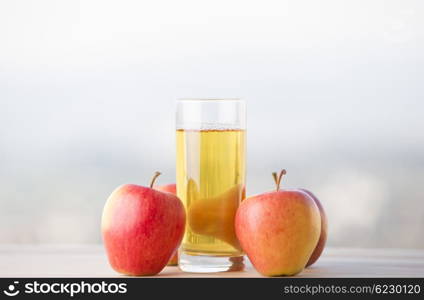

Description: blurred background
[0,0,423,248]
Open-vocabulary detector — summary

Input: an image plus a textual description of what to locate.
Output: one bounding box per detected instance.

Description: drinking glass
[176,99,246,273]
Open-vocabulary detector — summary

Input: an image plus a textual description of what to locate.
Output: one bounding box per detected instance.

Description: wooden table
[0,245,423,277]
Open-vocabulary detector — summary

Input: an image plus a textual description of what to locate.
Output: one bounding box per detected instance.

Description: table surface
[0,245,423,278]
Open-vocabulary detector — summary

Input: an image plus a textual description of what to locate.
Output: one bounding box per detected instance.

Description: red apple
[300,189,328,267]
[101,172,185,276]
[235,170,321,276]
[153,183,179,266]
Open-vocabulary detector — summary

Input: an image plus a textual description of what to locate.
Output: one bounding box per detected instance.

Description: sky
[0,0,423,248]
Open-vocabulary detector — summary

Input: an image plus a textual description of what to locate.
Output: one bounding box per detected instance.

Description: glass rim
[177,98,242,102]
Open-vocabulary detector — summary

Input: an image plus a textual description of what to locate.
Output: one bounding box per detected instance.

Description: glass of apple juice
[176,98,246,273]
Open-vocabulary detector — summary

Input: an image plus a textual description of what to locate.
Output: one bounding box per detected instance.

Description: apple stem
[272,169,287,191]
[149,171,162,188]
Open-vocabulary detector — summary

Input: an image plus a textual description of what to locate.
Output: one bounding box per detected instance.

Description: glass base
[179,252,245,273]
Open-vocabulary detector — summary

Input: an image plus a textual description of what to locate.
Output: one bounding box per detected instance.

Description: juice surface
[176,129,245,256]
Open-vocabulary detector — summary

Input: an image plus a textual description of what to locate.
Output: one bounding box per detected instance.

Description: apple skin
[235,190,321,276]
[300,189,328,267]
[154,183,179,266]
[101,184,185,276]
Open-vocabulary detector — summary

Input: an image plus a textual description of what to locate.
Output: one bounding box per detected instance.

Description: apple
[187,181,244,250]
[153,182,179,266]
[235,170,321,276]
[101,172,185,276]
[300,189,328,267]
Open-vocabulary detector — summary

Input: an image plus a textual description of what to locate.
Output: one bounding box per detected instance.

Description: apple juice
[176,129,245,257]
